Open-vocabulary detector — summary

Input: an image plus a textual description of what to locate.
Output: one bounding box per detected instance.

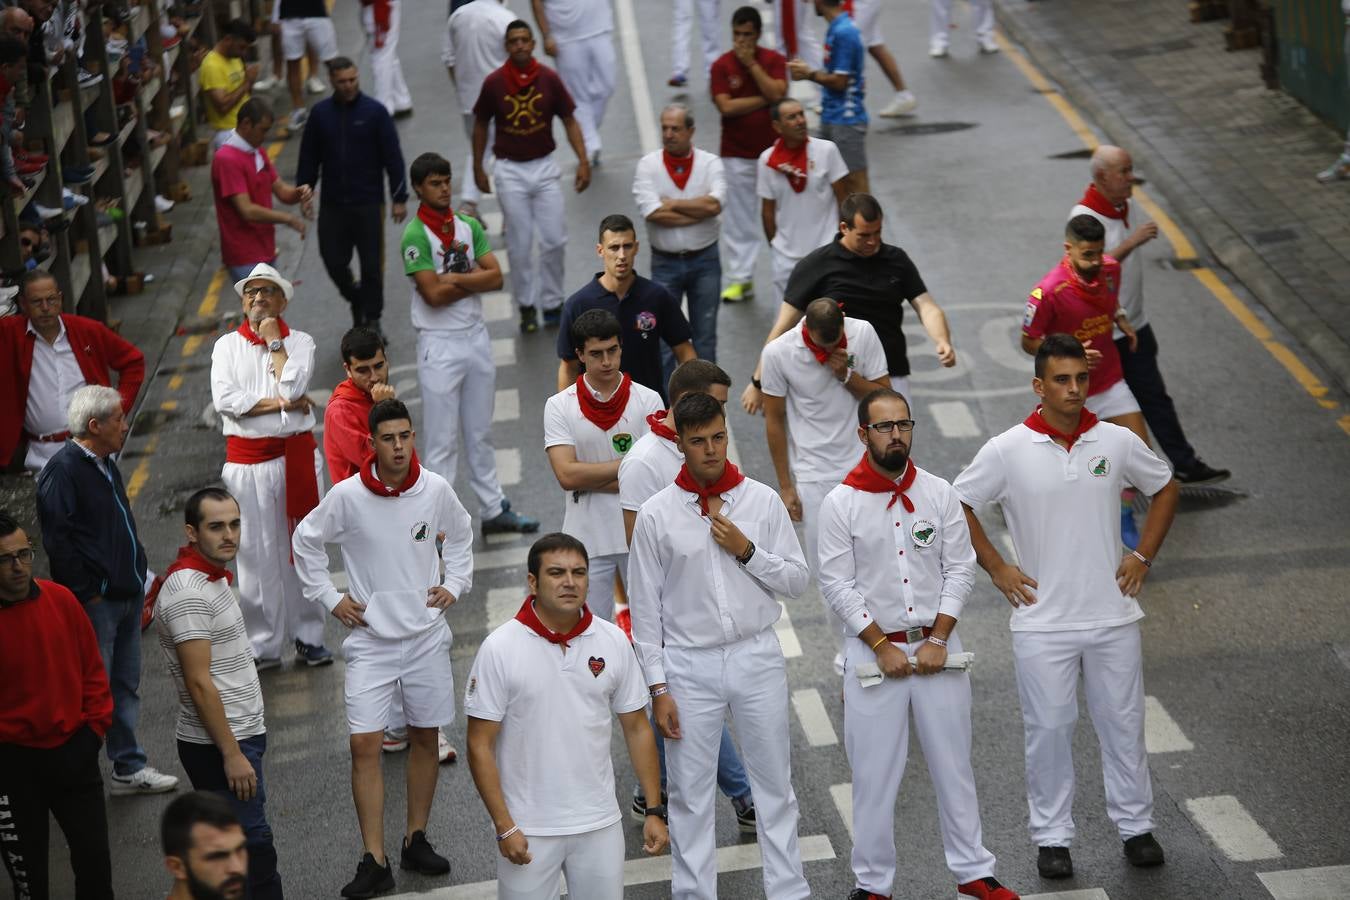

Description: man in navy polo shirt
[557,214,698,402]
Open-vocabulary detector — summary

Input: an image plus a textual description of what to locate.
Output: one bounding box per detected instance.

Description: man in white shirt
[208,263,331,670]
[629,392,810,899]
[757,98,848,303]
[530,0,614,164]
[633,103,727,367]
[544,309,663,620]
[818,389,1018,900]
[954,335,1179,881]
[292,399,474,898]
[465,532,668,899]
[443,0,516,219]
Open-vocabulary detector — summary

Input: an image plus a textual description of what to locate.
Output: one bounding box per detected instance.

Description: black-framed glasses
[242,285,279,298]
[866,419,915,434]
[0,548,35,567]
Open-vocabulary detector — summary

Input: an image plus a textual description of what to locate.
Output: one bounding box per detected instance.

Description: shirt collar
[830,235,894,261]
[26,317,67,345]
[1026,424,1100,444]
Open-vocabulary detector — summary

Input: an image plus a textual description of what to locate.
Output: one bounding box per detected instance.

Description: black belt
[651,243,717,260]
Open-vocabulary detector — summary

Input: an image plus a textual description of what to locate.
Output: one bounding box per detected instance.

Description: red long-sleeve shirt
[323,379,374,484]
[0,579,113,748]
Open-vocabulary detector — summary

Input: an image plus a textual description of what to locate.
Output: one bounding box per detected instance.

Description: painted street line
[775,601,802,658]
[791,688,839,747]
[1184,795,1282,862]
[929,400,982,439]
[1144,695,1195,753]
[495,447,521,486]
[1257,865,1350,899]
[830,782,854,840]
[491,337,516,367]
[493,387,520,423]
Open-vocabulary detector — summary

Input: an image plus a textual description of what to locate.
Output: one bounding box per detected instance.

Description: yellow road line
[198,268,226,319]
[1131,190,1197,261]
[126,400,177,500]
[168,374,183,391]
[267,141,284,161]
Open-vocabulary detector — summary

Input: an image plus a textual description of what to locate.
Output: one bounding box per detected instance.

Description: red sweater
[0,579,113,748]
[0,314,146,466]
[323,379,374,484]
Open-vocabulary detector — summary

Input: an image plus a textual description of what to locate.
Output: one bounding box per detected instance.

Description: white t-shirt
[544,377,663,558]
[538,0,613,43]
[443,0,517,113]
[953,419,1172,632]
[617,424,682,512]
[632,147,726,253]
[464,613,648,835]
[756,137,848,259]
[1070,202,1147,330]
[758,317,887,484]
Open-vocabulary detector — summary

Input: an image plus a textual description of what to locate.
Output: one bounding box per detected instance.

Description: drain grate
[878,121,977,136]
[1251,227,1298,245]
[1050,148,1094,159]
[1161,258,1205,270]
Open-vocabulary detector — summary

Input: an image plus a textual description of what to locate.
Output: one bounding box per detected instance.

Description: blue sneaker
[481,499,540,535]
[295,639,334,667]
[1120,507,1140,550]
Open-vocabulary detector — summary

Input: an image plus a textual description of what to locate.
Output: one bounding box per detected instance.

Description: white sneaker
[978,34,1000,54]
[288,108,308,130]
[929,40,949,58]
[154,194,174,213]
[879,90,918,117]
[382,728,409,753]
[110,766,179,796]
[305,76,327,95]
[437,730,458,764]
[63,188,90,207]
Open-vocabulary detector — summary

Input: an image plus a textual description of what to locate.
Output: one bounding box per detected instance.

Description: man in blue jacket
[35,385,180,796]
[295,56,408,335]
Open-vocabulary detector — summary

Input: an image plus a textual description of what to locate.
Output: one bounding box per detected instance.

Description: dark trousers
[651,244,722,386]
[1115,323,1199,472]
[0,728,114,900]
[318,203,385,326]
[178,734,282,900]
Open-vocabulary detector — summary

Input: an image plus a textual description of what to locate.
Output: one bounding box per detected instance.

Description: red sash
[224,433,320,521]
[663,150,694,190]
[842,453,916,512]
[1022,406,1100,451]
[646,410,678,443]
[515,595,593,647]
[765,137,808,193]
[576,374,632,432]
[674,461,745,516]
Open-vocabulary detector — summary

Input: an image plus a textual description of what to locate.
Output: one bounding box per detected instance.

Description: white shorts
[281,16,338,62]
[1084,378,1141,420]
[343,620,455,733]
[496,821,624,900]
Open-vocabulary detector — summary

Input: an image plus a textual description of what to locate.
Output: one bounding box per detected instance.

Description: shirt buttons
[903,578,909,584]
[895,522,901,527]
[899,550,904,555]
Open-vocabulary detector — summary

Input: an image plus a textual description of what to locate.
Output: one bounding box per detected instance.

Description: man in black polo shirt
[740,193,957,412]
[557,214,697,402]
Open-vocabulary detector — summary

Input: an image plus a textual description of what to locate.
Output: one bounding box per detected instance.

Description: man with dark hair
[955,334,1178,882]
[401,151,538,536]
[473,18,590,332]
[156,489,282,899]
[544,309,663,620]
[295,57,408,333]
[0,510,115,899]
[293,399,474,897]
[743,193,955,413]
[201,19,259,150]
[162,791,249,900]
[557,214,696,401]
[465,532,667,898]
[789,0,869,193]
[0,270,144,473]
[629,392,811,899]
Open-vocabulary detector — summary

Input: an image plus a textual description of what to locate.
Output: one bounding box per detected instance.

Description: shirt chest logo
[412,521,431,542]
[1088,455,1111,477]
[587,656,606,678]
[634,311,657,335]
[728,75,743,90]
[611,433,634,454]
[911,518,937,548]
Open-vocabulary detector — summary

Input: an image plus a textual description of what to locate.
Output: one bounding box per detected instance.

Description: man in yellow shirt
[201,20,260,149]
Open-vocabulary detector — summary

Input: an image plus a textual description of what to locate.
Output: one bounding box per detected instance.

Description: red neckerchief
[515,595,593,647]
[646,410,678,443]
[237,317,290,346]
[358,452,422,497]
[575,374,632,432]
[842,452,916,512]
[501,57,541,92]
[674,461,745,516]
[1059,256,1117,315]
[1078,182,1129,229]
[766,137,809,193]
[416,203,457,250]
[164,544,234,585]
[801,323,846,364]
[1023,405,1100,451]
[330,378,372,410]
[663,150,694,190]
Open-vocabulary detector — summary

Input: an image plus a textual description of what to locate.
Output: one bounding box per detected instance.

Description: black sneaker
[542,306,562,328]
[481,499,540,535]
[519,307,538,333]
[295,639,334,667]
[732,795,757,835]
[1123,832,1165,867]
[400,830,451,876]
[847,889,891,900]
[341,853,394,899]
[1037,845,1073,879]
[630,790,668,824]
[1175,461,1230,486]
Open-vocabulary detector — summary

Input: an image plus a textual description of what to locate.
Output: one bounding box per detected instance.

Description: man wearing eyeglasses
[0,269,145,474]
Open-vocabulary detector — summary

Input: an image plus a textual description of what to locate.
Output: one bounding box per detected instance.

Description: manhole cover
[1251,228,1297,245]
[1161,258,1205,270]
[878,121,977,136]
[1050,148,1093,159]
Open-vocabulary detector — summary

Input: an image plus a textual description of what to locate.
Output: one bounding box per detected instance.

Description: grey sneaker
[110,766,179,796]
[481,499,540,535]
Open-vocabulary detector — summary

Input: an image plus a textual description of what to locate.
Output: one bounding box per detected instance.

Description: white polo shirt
[756,137,848,259]
[544,377,664,559]
[538,0,613,43]
[953,419,1172,632]
[632,148,727,254]
[1070,202,1147,331]
[442,0,516,114]
[24,320,86,438]
[210,329,317,438]
[758,317,887,484]
[817,464,975,636]
[617,423,682,512]
[464,611,648,836]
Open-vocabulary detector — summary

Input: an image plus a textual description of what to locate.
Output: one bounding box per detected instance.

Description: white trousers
[776,0,822,68]
[361,0,411,114]
[494,156,566,312]
[416,325,506,520]
[222,454,327,661]
[719,157,761,284]
[771,247,802,304]
[461,113,495,207]
[671,0,722,78]
[1012,623,1154,846]
[843,632,998,890]
[553,34,616,157]
[496,821,624,900]
[585,552,625,623]
[665,629,809,900]
[929,0,994,45]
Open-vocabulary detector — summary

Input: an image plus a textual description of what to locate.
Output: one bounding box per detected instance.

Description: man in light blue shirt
[788,0,868,193]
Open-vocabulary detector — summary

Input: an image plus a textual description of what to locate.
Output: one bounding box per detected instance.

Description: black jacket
[294,91,408,207]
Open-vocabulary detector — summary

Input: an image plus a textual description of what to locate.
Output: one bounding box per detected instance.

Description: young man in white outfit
[292,399,473,898]
[667,0,722,87]
[444,0,516,220]
[954,335,1178,881]
[209,263,331,669]
[359,0,412,116]
[817,389,1019,900]
[543,309,663,621]
[530,0,614,164]
[629,392,811,900]
[465,533,669,899]
[928,0,998,57]
[400,152,540,536]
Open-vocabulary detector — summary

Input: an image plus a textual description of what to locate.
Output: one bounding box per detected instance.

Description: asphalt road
[30,0,1350,898]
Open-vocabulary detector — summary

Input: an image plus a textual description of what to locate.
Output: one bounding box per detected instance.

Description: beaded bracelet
[1131,549,1152,568]
[927,635,948,648]
[496,825,520,842]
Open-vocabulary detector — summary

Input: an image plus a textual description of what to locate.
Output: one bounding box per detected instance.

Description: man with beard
[162,791,249,900]
[817,390,1018,900]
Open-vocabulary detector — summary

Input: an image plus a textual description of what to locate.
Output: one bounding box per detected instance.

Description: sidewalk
[992,0,1350,395]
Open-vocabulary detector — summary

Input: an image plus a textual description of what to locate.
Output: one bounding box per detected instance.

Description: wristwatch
[267,338,284,352]
[644,803,668,820]
[736,541,756,566]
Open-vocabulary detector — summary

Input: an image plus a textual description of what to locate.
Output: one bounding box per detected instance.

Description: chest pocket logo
[911,519,937,548]
[412,521,431,542]
[1088,455,1111,477]
[612,433,634,454]
[587,656,606,678]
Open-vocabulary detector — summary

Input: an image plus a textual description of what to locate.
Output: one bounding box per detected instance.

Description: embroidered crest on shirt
[467,676,477,697]
[404,244,421,263]
[587,656,606,678]
[911,519,937,548]
[635,311,657,333]
[1089,456,1111,477]
[411,521,431,542]
[611,433,634,454]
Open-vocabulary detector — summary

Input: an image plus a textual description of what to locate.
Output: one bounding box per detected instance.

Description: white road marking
[1258,865,1350,899]
[830,783,853,839]
[480,210,504,235]
[495,251,509,276]
[493,388,520,423]
[393,376,418,396]
[485,587,520,631]
[483,291,512,323]
[775,601,802,658]
[613,0,658,154]
[1022,891,1111,900]
[1144,695,1195,753]
[491,338,516,366]
[495,448,522,486]
[474,545,529,572]
[484,531,526,546]
[929,400,981,438]
[791,688,838,746]
[1184,795,1283,861]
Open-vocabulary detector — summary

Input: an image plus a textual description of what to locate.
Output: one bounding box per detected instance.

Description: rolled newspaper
[854,652,975,687]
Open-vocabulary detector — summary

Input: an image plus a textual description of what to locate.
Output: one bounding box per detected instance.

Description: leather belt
[885,626,932,643]
[651,243,717,259]
[23,429,71,443]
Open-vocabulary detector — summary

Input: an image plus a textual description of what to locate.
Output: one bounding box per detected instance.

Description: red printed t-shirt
[710,47,788,159]
[211,144,280,267]
[1022,256,1124,396]
[473,65,577,163]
